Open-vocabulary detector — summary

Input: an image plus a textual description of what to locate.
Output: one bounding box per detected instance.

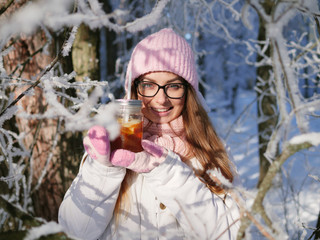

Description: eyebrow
[140,77,184,83]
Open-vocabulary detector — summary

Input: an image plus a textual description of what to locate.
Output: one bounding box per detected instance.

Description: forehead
[141,72,183,84]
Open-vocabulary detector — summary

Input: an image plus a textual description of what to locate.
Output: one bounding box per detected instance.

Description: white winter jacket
[58,150,240,240]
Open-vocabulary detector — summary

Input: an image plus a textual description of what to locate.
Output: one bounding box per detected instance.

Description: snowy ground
[208,89,320,239]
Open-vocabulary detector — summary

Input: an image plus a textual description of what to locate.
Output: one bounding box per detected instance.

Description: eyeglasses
[135,80,187,99]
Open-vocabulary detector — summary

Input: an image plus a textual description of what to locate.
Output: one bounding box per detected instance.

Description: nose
[154,88,168,104]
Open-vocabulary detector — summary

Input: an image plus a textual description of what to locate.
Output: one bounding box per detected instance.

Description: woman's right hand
[83,125,113,166]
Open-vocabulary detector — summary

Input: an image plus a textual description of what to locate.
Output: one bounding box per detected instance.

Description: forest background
[0,0,320,239]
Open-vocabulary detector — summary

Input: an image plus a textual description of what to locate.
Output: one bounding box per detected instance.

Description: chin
[147,116,170,124]
[157,116,176,124]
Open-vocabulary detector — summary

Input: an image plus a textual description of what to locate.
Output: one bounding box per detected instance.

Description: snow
[0,0,72,47]
[124,0,171,33]
[302,0,319,10]
[24,221,65,240]
[213,90,320,238]
[62,25,79,57]
[0,106,18,127]
[289,132,320,147]
[0,0,319,239]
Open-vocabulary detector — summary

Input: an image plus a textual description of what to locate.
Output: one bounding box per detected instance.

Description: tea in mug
[111,99,143,152]
[111,119,143,152]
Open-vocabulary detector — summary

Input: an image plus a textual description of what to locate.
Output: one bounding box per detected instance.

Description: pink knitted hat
[125,28,209,111]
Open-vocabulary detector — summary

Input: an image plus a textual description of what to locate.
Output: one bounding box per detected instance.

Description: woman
[58,28,240,240]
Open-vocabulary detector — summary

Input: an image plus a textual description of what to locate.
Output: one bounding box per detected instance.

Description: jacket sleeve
[143,150,240,240]
[58,154,126,240]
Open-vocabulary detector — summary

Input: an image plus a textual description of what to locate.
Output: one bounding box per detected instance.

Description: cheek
[139,96,151,112]
[174,98,186,111]
[175,105,184,116]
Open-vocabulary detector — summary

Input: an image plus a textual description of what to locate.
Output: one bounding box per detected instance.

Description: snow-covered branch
[238,132,320,239]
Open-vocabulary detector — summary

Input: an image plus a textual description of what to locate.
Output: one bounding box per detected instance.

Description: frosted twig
[265,100,320,159]
[238,138,318,239]
[273,39,308,133]
[309,174,320,182]
[0,25,76,118]
[199,0,238,43]
[32,118,61,193]
[224,96,258,141]
[62,25,79,57]
[124,0,171,33]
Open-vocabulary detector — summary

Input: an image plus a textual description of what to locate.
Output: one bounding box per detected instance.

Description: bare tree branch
[0,0,14,15]
[237,140,314,239]
[0,195,42,228]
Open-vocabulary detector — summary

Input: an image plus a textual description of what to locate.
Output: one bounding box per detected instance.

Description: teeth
[153,108,169,112]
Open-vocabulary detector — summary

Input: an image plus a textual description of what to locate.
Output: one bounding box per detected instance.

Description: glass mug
[111,99,143,152]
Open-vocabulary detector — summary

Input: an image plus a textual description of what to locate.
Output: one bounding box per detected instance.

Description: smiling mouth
[152,107,173,113]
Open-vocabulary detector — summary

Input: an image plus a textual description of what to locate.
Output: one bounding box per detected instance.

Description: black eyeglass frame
[134,80,188,99]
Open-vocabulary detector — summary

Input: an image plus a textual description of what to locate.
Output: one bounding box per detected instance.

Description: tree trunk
[255,1,279,187]
[315,209,320,239]
[72,24,100,82]
[1,1,94,223]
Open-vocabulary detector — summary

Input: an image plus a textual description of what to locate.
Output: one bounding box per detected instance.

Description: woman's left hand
[110,140,167,173]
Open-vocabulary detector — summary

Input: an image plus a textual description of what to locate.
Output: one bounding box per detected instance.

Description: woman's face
[136,72,186,124]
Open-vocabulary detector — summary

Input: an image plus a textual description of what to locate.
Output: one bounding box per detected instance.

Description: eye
[140,81,156,89]
[167,83,183,90]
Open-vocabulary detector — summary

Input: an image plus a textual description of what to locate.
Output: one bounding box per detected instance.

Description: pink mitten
[110,140,167,173]
[83,125,112,166]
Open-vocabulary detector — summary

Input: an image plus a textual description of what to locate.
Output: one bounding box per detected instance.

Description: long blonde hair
[113,79,235,221]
